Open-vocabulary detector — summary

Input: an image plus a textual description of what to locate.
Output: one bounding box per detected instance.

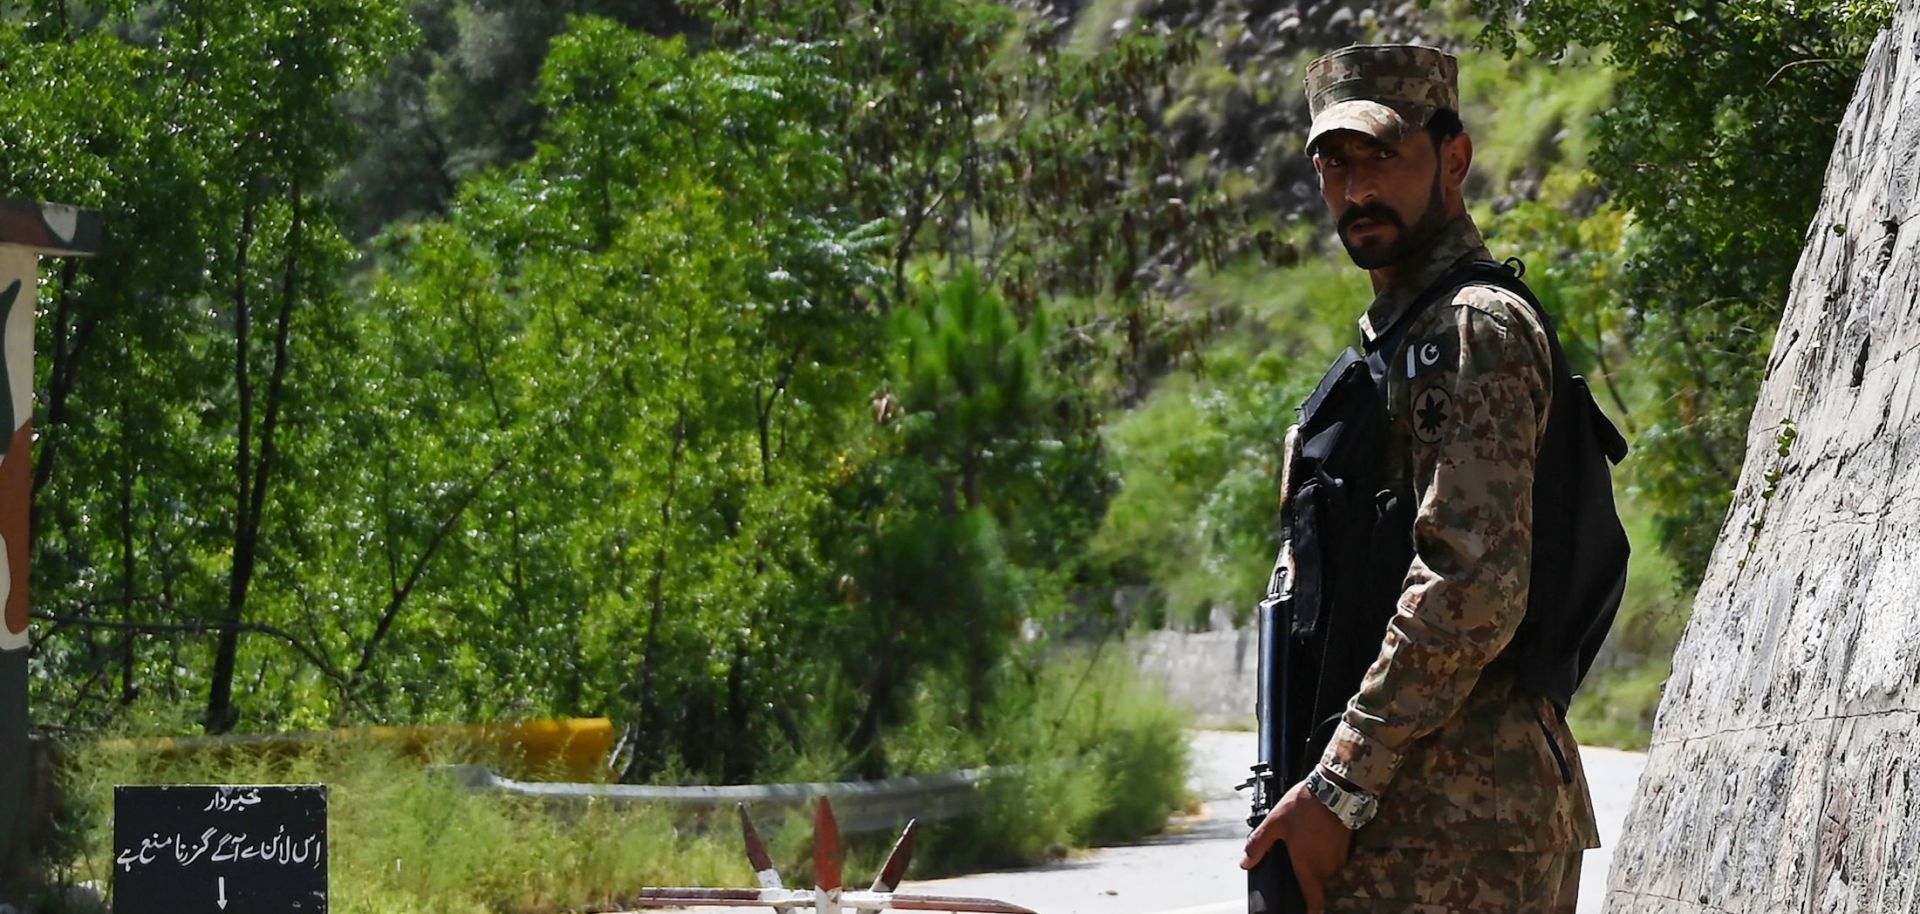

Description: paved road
[918,730,1647,914]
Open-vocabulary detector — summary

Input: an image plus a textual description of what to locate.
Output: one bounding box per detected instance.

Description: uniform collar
[1357,215,1493,344]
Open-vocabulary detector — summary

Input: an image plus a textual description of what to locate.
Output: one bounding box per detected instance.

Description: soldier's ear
[1443,132,1473,190]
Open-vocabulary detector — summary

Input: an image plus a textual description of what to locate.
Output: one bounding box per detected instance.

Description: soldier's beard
[1338,171,1449,270]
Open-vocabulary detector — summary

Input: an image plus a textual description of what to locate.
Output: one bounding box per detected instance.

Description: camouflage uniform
[1290,45,1602,912]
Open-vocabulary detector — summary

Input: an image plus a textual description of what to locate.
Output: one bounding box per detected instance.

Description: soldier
[1238,45,1602,912]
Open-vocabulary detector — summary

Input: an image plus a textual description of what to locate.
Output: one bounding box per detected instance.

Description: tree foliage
[1469,0,1894,583]
[2,0,412,734]
[7,0,1224,788]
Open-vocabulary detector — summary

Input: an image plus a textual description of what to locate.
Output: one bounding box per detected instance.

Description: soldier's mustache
[1340,204,1405,232]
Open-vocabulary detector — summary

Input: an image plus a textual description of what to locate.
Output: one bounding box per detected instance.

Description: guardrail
[99,718,1006,835]
[434,764,1011,834]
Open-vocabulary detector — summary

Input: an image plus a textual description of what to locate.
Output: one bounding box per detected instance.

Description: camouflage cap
[1303,44,1459,152]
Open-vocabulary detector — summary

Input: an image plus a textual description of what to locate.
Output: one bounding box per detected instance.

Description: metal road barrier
[433,764,1012,834]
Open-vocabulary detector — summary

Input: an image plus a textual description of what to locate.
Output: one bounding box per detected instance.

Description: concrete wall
[1607,4,1920,911]
[1128,628,1259,730]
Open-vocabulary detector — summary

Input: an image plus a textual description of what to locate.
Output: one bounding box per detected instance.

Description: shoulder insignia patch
[1412,385,1452,444]
[1404,334,1456,380]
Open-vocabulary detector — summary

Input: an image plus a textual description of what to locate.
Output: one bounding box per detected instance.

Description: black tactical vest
[1265,258,1629,780]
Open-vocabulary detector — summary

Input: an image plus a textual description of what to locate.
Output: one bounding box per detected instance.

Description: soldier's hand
[1239,780,1353,914]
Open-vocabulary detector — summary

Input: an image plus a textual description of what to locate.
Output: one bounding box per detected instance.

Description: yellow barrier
[379,718,615,778]
[103,718,617,781]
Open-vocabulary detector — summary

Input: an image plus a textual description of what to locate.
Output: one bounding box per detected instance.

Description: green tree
[334,0,705,238]
[10,0,1232,781]
[2,0,411,734]
[692,0,1228,399]
[342,21,911,782]
[1469,0,1894,583]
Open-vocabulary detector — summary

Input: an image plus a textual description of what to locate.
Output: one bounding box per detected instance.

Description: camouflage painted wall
[0,200,104,902]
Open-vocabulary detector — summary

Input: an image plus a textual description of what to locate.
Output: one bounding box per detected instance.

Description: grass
[41,649,1192,913]
[876,646,1194,874]
[1567,652,1672,750]
[55,735,751,914]
[1567,496,1695,750]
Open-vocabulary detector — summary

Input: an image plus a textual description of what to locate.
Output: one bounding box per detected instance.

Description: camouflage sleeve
[1315,286,1553,797]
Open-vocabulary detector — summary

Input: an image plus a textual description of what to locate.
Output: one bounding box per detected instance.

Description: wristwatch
[1304,766,1379,830]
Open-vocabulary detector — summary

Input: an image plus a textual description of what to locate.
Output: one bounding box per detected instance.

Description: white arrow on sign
[217,875,228,910]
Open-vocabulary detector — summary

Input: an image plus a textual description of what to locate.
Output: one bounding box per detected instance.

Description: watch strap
[1306,766,1379,830]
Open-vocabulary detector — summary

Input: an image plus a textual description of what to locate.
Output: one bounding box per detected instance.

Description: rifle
[1246,588,1307,914]
[1246,425,1306,914]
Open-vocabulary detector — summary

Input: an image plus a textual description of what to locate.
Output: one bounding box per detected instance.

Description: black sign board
[113,785,327,914]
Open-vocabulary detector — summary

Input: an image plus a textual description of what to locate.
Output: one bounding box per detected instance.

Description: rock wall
[1607,4,1920,912]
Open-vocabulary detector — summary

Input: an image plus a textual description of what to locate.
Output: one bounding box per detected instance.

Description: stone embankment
[1607,3,1920,911]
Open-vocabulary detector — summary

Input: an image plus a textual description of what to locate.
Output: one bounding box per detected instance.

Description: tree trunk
[620,408,687,783]
[204,185,261,735]
[207,183,302,735]
[118,382,137,706]
[724,637,752,783]
[30,261,94,519]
